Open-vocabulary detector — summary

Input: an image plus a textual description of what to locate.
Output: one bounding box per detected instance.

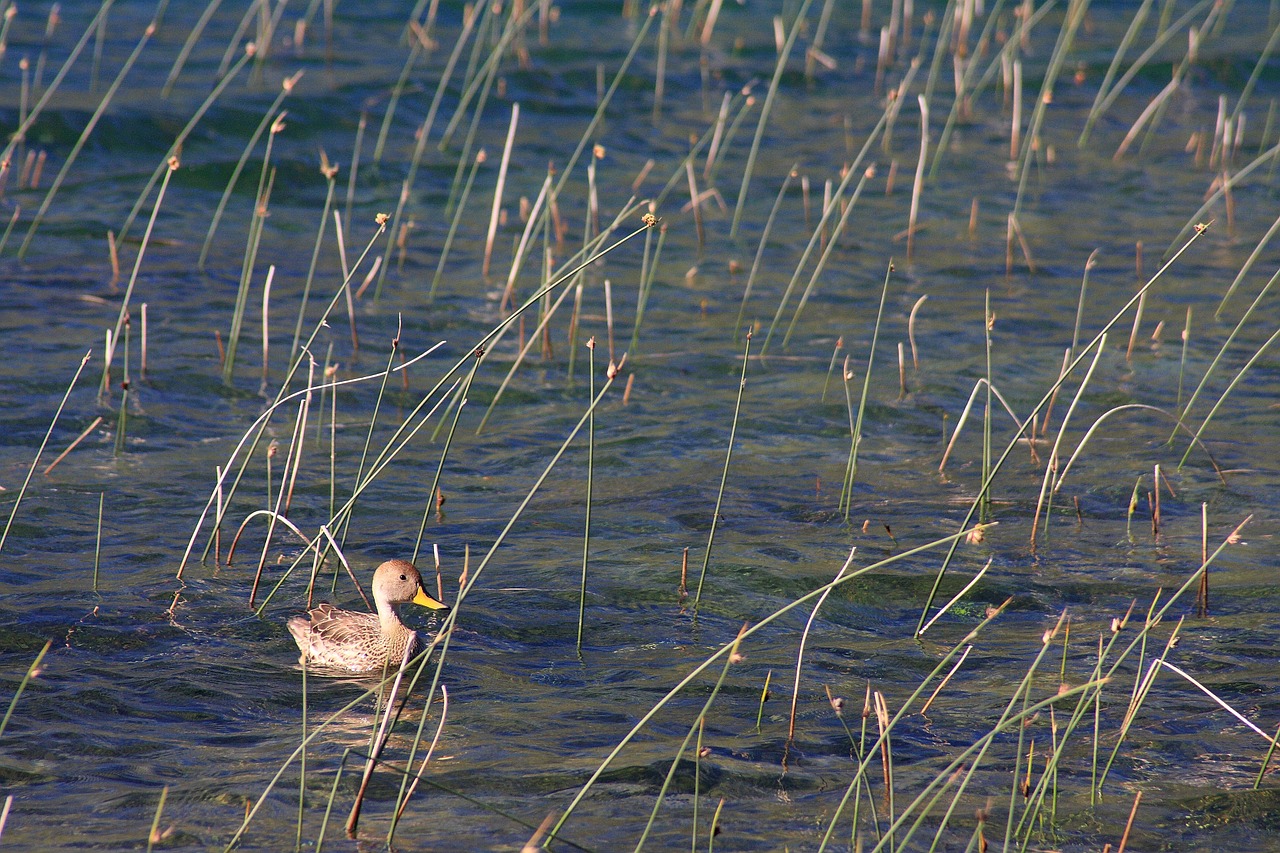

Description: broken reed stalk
[906,94,928,262]
[42,415,104,475]
[692,333,753,612]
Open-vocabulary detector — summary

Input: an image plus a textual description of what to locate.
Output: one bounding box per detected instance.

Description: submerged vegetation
[1,0,1279,849]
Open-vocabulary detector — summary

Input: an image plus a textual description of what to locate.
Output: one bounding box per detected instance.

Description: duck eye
[399,574,407,580]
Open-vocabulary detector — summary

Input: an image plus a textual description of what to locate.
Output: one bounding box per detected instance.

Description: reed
[198,74,301,270]
[0,351,91,556]
[19,18,155,259]
[576,338,597,654]
[839,263,893,520]
[729,0,816,239]
[916,225,1210,635]
[691,333,752,612]
[550,522,992,842]
[119,43,255,244]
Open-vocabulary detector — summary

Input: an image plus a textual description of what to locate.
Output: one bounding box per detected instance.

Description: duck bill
[412,588,450,611]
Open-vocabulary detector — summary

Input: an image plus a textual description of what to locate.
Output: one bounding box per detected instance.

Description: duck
[287,558,450,673]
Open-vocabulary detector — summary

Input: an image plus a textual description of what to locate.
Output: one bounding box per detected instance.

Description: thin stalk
[840,263,893,521]
[0,639,52,738]
[632,628,746,851]
[549,523,992,844]
[119,44,255,244]
[692,333,753,611]
[199,73,301,270]
[577,339,597,653]
[0,352,92,556]
[730,0,817,238]
[19,17,156,258]
[735,166,796,340]
[915,226,1209,635]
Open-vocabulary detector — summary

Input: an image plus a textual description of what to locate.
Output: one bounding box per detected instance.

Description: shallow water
[2,0,1280,850]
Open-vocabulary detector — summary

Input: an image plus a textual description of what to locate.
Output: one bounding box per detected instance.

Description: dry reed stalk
[42,416,104,475]
[907,294,927,369]
[907,94,928,261]
[484,103,520,278]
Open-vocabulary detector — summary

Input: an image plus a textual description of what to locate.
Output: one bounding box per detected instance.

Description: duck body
[287,559,450,673]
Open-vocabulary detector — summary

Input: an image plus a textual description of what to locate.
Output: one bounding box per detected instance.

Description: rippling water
[1,0,1280,849]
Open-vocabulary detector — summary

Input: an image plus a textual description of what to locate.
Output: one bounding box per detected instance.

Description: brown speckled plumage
[287,559,449,673]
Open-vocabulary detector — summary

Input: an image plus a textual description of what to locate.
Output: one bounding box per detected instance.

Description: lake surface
[2,0,1280,849]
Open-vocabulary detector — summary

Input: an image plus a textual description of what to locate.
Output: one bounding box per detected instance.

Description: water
[1,0,1280,849]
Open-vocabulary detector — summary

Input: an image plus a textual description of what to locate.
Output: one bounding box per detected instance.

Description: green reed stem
[223,139,279,385]
[552,4,656,202]
[730,0,816,239]
[692,333,752,612]
[161,0,224,97]
[1174,263,1280,451]
[183,223,397,572]
[119,43,254,244]
[1170,141,1280,255]
[840,263,892,521]
[0,1,114,169]
[1254,724,1280,790]
[0,639,51,740]
[103,159,176,397]
[0,351,91,556]
[430,147,486,298]
[760,101,893,356]
[1079,0,1213,148]
[144,786,168,853]
[781,167,874,348]
[412,353,481,564]
[199,75,299,270]
[19,17,154,259]
[291,167,338,367]
[735,166,796,341]
[629,217,666,355]
[551,523,991,844]
[634,629,743,852]
[1012,0,1088,221]
[249,222,653,606]
[1179,324,1280,470]
[915,227,1208,635]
